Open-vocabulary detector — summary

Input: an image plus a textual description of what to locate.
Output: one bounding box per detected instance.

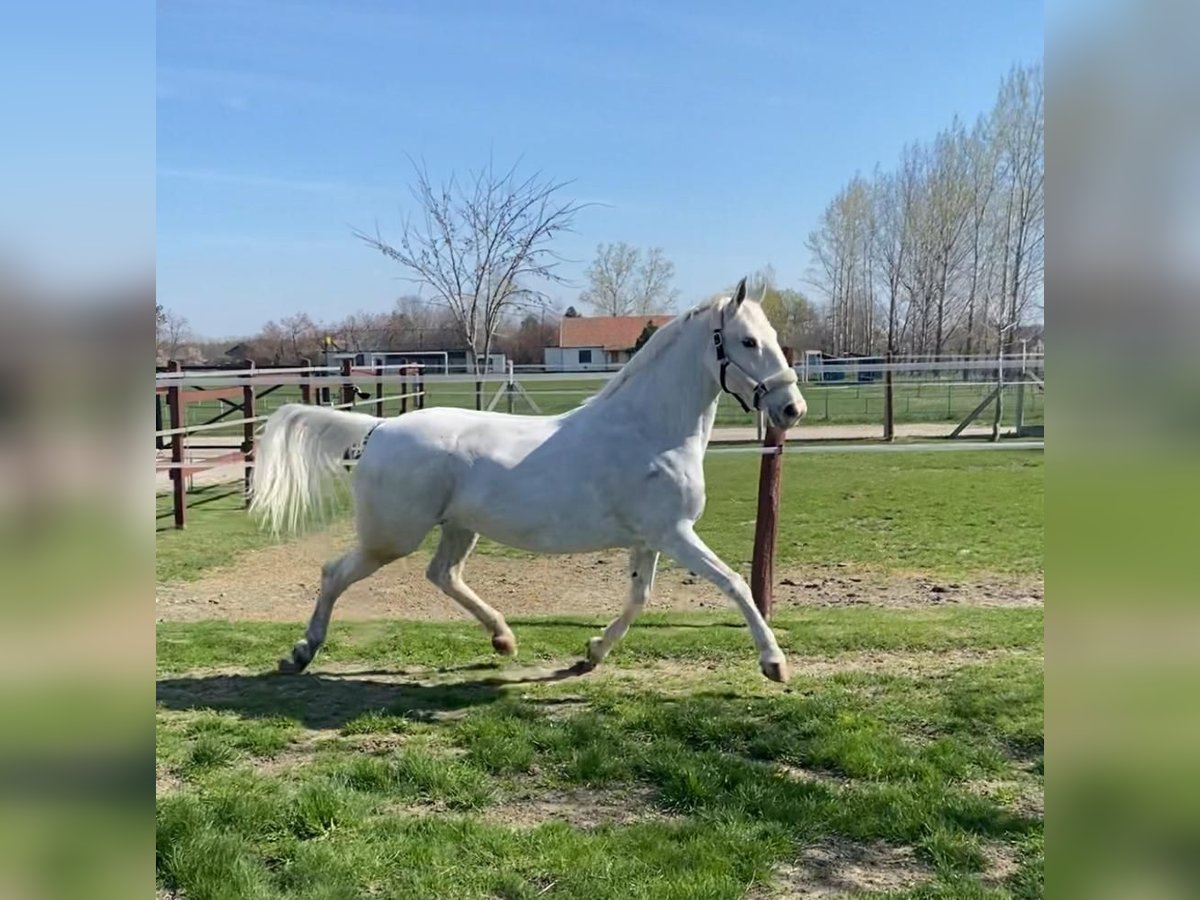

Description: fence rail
[157,359,427,528]
[156,352,1045,529]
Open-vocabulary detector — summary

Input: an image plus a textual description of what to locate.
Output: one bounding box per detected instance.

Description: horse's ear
[732,277,748,308]
[753,278,769,305]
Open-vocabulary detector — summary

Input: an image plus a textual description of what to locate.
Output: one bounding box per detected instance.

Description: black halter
[712,329,769,413]
[712,302,796,414]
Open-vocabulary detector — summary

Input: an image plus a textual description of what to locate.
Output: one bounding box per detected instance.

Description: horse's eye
[741,337,758,349]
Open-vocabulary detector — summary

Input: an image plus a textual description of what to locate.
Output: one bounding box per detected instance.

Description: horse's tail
[250,404,381,534]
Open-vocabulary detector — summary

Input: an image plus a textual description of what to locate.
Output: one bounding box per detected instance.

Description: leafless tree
[356,158,587,406]
[280,312,320,361]
[580,242,679,315]
[806,62,1042,360]
[992,64,1045,350]
[156,308,192,360]
[499,311,560,365]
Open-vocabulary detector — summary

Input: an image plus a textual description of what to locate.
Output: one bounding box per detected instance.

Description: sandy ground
[156,523,1042,624]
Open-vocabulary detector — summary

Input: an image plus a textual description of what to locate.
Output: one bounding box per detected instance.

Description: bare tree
[499,311,560,365]
[580,242,638,315]
[993,64,1045,350]
[357,158,587,406]
[280,312,320,362]
[256,320,289,364]
[806,176,877,354]
[634,247,680,313]
[805,61,1042,360]
[580,242,679,315]
[157,308,192,360]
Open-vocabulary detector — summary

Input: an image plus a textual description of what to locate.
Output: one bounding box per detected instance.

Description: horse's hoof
[277,655,308,675]
[492,633,518,656]
[585,637,605,666]
[760,659,790,683]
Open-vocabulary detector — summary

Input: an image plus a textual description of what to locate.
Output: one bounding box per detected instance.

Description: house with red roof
[544,314,675,371]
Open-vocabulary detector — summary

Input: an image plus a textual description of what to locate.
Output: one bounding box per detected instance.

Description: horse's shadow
[155,661,595,730]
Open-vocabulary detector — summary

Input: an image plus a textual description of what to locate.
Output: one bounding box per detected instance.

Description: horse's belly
[447,472,633,554]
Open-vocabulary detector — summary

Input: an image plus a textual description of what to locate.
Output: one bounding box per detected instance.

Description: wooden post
[991,347,1004,442]
[341,358,354,407]
[374,361,384,418]
[400,365,410,415]
[883,351,895,442]
[166,360,186,529]
[750,347,794,619]
[155,393,165,451]
[506,360,515,415]
[241,362,256,508]
[416,366,426,409]
[299,357,312,405]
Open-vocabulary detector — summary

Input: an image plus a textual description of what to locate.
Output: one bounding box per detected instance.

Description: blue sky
[157,0,1043,337]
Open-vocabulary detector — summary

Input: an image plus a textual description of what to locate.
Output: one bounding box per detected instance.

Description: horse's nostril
[783,403,798,419]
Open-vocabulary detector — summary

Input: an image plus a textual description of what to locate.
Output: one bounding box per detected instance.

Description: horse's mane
[580,296,725,408]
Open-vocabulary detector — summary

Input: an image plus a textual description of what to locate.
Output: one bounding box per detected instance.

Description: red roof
[559,314,675,350]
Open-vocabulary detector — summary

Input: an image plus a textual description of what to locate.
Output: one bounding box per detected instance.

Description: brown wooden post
[340,358,354,407]
[166,360,186,529]
[241,362,256,508]
[374,361,384,418]
[416,366,425,409]
[299,357,312,405]
[750,346,794,618]
[400,365,410,414]
[883,350,895,442]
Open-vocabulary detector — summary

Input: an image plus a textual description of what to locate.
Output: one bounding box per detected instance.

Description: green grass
[157,451,1043,583]
[157,607,1044,899]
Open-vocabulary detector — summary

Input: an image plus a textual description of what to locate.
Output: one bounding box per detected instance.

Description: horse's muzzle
[767,390,807,430]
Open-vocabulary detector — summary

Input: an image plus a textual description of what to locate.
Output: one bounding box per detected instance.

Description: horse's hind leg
[426,525,517,656]
[279,545,392,674]
[585,546,658,667]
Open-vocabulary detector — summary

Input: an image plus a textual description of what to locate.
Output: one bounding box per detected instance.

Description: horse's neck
[597,318,721,449]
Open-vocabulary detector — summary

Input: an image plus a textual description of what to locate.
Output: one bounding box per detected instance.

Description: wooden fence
[156,360,425,529]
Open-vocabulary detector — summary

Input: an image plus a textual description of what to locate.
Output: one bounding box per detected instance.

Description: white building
[544,314,674,371]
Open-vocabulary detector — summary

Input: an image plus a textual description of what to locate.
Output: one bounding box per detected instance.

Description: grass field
[157,450,1043,899]
[157,609,1043,899]
[156,451,1043,582]
[172,377,1043,437]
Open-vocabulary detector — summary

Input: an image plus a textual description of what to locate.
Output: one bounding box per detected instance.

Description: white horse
[251,277,807,681]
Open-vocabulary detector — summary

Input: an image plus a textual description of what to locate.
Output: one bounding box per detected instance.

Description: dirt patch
[155,771,182,796]
[787,647,1037,678]
[965,777,1044,820]
[583,649,1033,689]
[156,525,1043,623]
[777,764,850,789]
[981,840,1023,885]
[757,838,932,898]
[486,784,672,830]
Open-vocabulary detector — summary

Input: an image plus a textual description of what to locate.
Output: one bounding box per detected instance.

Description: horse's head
[709,277,807,430]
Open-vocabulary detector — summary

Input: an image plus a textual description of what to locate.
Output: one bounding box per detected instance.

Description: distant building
[544,314,674,371]
[325,349,506,374]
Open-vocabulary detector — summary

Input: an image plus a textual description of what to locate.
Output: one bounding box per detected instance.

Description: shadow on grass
[508,617,747,631]
[156,662,597,730]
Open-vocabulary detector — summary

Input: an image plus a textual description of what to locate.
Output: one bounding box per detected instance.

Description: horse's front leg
[655,524,789,682]
[586,547,658,667]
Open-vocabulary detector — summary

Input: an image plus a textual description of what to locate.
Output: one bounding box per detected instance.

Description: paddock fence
[156,351,1044,615]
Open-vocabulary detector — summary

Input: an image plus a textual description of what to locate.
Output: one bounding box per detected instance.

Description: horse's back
[352,406,641,552]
